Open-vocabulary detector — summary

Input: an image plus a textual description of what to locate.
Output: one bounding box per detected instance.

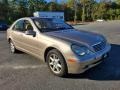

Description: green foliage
[0,1,9,20]
[67,0,74,8]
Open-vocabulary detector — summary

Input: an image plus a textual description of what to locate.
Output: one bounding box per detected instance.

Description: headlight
[71,45,92,56]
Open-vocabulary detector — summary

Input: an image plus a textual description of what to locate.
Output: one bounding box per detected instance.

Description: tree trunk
[82,4,85,22]
[74,0,77,24]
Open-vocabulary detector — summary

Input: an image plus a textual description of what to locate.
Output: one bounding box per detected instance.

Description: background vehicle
[7,17,111,77]
[33,11,64,21]
[0,21,8,31]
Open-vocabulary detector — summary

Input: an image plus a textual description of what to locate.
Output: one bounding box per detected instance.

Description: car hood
[45,29,104,46]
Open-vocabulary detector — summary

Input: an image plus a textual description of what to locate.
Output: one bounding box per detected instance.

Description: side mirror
[25,30,36,37]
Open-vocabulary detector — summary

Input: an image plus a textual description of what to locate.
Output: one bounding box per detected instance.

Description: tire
[9,40,19,53]
[46,49,68,77]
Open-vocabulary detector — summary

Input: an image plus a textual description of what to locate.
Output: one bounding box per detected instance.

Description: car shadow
[65,44,120,81]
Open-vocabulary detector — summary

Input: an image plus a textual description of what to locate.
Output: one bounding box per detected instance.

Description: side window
[24,20,33,31]
[13,20,25,32]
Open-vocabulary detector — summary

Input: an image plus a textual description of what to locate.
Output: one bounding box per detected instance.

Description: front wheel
[46,49,68,77]
[9,41,18,53]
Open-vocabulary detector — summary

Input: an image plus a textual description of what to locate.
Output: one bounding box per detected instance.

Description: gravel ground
[0,20,120,90]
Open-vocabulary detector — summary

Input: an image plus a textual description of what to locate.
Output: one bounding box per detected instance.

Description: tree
[67,0,78,23]
[80,0,92,22]
[17,1,28,17]
[67,0,74,8]
[0,0,120,24]
[28,0,47,16]
[0,0,9,21]
[48,2,58,11]
[116,0,120,4]
[80,0,86,22]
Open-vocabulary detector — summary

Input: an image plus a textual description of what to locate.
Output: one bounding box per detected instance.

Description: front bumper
[67,44,111,74]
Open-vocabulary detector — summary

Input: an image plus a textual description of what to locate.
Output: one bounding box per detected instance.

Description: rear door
[11,20,26,49]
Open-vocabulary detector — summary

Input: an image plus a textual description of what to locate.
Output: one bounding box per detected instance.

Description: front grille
[92,41,106,52]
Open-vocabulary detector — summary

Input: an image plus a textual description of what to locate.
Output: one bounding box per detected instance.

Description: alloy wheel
[10,42,15,53]
[49,54,62,74]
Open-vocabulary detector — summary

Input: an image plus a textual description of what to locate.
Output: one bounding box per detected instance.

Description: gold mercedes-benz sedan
[7,17,111,77]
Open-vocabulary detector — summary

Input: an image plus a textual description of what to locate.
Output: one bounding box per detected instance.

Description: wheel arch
[44,47,66,63]
[44,47,57,62]
[8,38,11,43]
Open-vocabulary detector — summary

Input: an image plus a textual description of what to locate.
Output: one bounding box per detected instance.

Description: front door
[20,20,42,57]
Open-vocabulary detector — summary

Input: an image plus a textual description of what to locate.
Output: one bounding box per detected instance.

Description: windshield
[33,18,73,32]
